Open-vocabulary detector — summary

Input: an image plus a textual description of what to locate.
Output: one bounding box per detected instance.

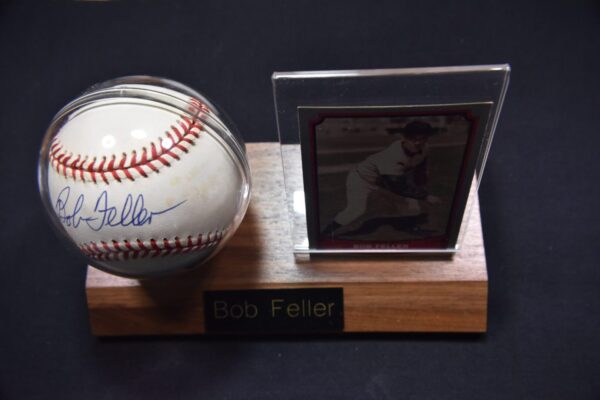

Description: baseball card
[298,103,493,251]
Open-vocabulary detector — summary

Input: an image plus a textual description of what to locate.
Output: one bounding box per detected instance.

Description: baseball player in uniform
[321,120,442,239]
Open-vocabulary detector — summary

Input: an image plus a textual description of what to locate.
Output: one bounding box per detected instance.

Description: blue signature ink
[55,186,186,231]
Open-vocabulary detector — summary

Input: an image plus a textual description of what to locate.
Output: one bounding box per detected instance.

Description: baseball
[39,77,251,277]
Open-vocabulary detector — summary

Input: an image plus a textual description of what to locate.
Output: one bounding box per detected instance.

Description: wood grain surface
[86,143,488,335]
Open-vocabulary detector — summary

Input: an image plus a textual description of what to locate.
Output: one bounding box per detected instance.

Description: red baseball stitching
[188,97,210,114]
[49,109,206,184]
[79,230,226,261]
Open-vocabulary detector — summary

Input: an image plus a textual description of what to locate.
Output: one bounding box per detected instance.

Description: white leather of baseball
[46,91,248,276]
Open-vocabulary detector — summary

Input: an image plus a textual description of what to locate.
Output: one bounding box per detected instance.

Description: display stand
[86,143,487,335]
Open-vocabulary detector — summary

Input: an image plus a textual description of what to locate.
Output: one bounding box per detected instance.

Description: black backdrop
[1,1,599,399]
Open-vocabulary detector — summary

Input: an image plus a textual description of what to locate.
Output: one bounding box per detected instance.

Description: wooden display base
[86,143,488,336]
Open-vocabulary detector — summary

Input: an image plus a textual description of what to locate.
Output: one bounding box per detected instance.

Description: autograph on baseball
[55,186,186,232]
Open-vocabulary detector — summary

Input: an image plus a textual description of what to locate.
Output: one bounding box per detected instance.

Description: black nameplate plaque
[204,288,344,333]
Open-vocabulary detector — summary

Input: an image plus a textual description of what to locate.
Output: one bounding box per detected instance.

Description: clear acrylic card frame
[272,65,510,254]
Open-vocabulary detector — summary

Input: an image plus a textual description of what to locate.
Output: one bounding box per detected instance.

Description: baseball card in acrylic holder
[273,65,510,254]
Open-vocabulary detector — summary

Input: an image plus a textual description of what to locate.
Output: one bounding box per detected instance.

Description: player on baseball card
[298,103,492,251]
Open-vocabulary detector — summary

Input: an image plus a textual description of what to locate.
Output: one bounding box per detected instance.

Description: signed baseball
[39,77,251,277]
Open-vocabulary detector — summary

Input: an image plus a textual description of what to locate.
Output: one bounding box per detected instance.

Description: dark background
[1,1,599,399]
